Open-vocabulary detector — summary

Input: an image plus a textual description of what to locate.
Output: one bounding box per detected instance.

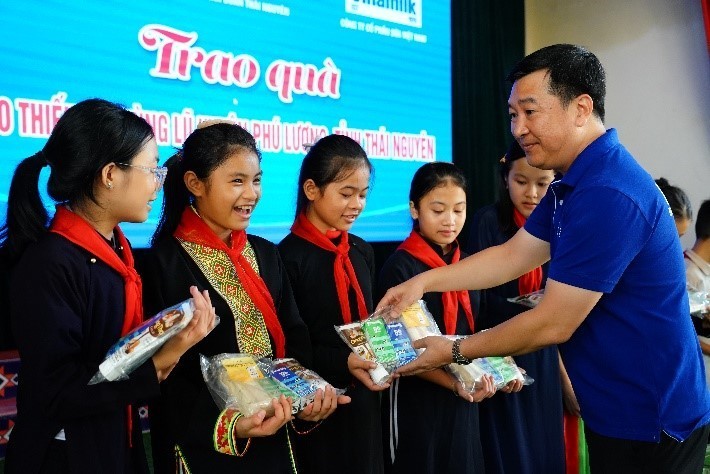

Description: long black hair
[294,134,373,218]
[409,162,467,230]
[495,140,527,237]
[0,98,154,263]
[151,122,260,246]
[655,177,692,222]
[695,199,710,241]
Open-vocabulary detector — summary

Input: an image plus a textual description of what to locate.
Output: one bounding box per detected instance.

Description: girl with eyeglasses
[0,98,216,474]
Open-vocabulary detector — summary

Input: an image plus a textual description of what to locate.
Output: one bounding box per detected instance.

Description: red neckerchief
[49,204,143,446]
[290,212,368,324]
[513,208,543,295]
[397,230,474,335]
[174,207,285,358]
[49,205,143,336]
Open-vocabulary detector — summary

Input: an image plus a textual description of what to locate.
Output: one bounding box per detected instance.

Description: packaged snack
[442,336,534,391]
[201,353,290,417]
[385,321,418,366]
[272,358,346,408]
[399,300,441,346]
[689,290,710,317]
[361,316,398,372]
[447,359,488,392]
[334,322,391,385]
[90,299,204,384]
[507,289,545,308]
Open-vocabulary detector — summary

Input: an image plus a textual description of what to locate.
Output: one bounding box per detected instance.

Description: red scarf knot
[290,212,369,324]
[397,231,474,335]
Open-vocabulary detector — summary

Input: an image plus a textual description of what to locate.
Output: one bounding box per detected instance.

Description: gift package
[688,290,710,317]
[397,300,533,391]
[200,353,344,417]
[334,307,419,385]
[89,299,213,384]
[507,289,545,308]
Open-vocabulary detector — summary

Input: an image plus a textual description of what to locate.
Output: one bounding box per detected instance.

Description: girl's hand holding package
[296,386,351,422]
[347,352,391,391]
[501,378,524,393]
[456,374,497,402]
[234,395,294,438]
[153,286,217,381]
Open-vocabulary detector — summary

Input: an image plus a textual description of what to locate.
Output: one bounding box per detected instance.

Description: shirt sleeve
[546,186,652,293]
[524,190,555,243]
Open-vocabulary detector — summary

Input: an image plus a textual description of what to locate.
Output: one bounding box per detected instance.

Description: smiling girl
[465,140,566,474]
[278,134,385,474]
[377,162,496,473]
[141,123,346,473]
[1,99,215,474]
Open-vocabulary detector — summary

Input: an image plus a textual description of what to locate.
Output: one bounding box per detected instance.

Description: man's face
[508,69,580,174]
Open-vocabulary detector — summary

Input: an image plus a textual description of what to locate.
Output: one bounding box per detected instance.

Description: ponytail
[0,152,50,264]
[151,153,191,246]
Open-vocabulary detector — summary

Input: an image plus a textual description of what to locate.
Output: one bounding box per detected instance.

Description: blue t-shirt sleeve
[524,191,554,242]
[544,187,651,293]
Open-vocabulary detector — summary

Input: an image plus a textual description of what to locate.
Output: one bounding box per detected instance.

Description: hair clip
[499,155,507,164]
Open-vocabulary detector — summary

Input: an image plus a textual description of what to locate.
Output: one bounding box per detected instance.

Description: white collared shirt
[685,249,710,294]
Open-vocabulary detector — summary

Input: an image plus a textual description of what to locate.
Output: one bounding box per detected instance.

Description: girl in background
[1,99,215,474]
[655,177,693,237]
[141,123,347,473]
[377,162,497,473]
[465,141,565,474]
[278,134,386,474]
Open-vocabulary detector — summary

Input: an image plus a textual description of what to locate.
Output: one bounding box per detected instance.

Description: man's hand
[395,335,454,376]
[376,275,426,316]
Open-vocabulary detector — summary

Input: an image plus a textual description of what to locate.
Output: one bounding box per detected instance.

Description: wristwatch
[451,338,472,365]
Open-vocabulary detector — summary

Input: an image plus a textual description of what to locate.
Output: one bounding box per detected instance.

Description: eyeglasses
[116,163,168,188]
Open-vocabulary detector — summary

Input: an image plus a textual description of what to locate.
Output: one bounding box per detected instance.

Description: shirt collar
[558,128,620,189]
[685,249,710,277]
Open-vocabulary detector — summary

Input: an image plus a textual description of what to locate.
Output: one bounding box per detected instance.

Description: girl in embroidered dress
[0,99,216,474]
[278,134,387,474]
[377,162,497,473]
[465,141,567,474]
[141,122,348,474]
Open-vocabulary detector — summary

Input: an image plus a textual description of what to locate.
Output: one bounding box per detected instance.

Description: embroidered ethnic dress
[140,235,311,474]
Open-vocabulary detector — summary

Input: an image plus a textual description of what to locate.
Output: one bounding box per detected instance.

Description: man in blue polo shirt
[378,44,710,473]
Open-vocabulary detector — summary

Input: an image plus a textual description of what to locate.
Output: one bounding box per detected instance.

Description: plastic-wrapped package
[689,290,710,317]
[201,353,288,417]
[361,316,399,372]
[272,358,346,409]
[334,322,391,385]
[399,300,442,347]
[89,299,205,384]
[385,321,418,366]
[201,354,343,416]
[507,289,545,308]
[447,359,488,392]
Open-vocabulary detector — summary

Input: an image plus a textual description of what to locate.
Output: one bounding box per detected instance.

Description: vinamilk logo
[345,0,422,28]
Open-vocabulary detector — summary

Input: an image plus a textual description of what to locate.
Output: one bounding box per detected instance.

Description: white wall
[525,0,710,248]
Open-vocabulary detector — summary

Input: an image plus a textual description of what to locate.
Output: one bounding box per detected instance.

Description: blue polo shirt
[525,129,710,442]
